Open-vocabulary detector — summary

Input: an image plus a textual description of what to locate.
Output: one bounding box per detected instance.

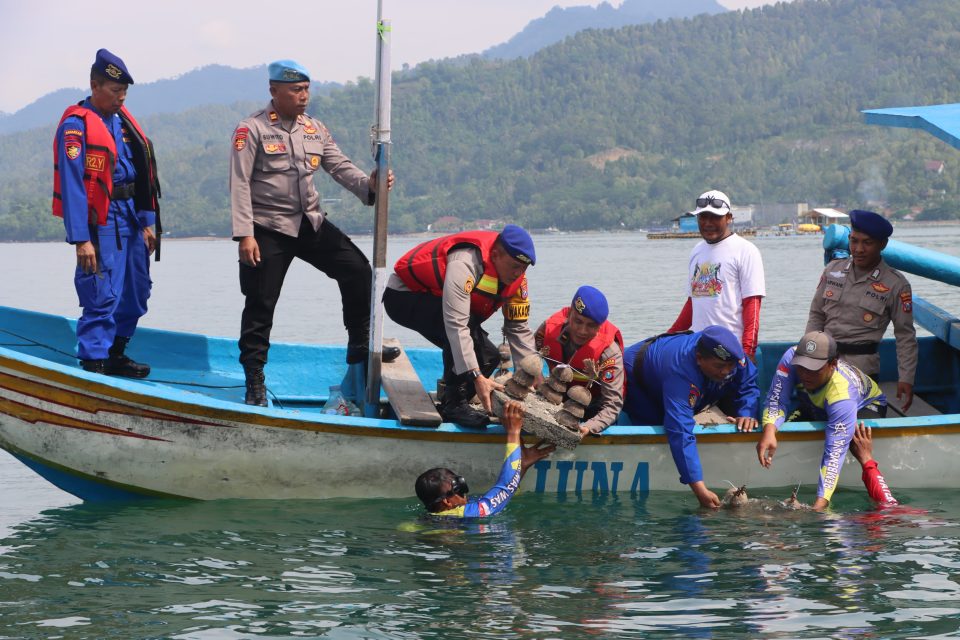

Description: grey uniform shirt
[386,246,536,373]
[806,258,917,383]
[230,102,373,238]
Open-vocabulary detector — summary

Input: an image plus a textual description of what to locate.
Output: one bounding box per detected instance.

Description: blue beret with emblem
[93,48,134,85]
[268,59,311,83]
[697,325,744,362]
[849,209,893,240]
[497,224,536,266]
[571,285,608,324]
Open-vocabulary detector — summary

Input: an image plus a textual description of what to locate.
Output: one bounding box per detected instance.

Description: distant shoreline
[4,220,959,243]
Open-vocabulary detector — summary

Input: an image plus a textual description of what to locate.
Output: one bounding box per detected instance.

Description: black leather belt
[837,341,879,355]
[632,330,692,387]
[112,182,136,200]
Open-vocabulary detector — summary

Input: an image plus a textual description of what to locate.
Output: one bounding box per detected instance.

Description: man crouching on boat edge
[384,225,538,428]
[416,400,555,517]
[535,285,625,439]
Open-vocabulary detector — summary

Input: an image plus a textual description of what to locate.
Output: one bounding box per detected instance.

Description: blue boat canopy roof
[863,103,960,151]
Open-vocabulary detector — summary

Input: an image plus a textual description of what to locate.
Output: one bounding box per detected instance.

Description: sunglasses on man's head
[696,196,729,210]
[431,475,469,506]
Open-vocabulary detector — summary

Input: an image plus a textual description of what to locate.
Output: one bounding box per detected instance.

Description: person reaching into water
[623,325,761,508]
[757,331,888,511]
[415,400,555,517]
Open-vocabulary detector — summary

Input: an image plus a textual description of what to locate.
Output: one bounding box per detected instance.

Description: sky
[0,0,783,114]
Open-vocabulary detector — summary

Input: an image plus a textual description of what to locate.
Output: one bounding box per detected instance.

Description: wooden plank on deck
[380,338,442,427]
[878,381,941,418]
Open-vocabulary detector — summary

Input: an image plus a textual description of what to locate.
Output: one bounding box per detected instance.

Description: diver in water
[415,400,555,518]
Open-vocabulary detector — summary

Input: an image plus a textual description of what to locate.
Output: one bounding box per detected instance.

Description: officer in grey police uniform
[230,59,397,406]
[805,209,917,411]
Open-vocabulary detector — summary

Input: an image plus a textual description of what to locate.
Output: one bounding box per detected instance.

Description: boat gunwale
[3,343,959,445]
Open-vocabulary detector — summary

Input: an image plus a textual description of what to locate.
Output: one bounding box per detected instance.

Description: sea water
[2,228,960,638]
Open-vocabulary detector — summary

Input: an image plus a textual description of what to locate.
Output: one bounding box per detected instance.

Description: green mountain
[3,0,960,242]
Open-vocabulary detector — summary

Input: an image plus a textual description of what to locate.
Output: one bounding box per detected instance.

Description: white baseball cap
[692,190,731,216]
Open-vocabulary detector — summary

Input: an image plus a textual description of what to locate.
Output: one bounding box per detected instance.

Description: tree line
[2,0,960,242]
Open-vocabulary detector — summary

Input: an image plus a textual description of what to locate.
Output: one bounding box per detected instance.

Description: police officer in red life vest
[384,225,537,428]
[52,49,161,377]
[535,286,624,438]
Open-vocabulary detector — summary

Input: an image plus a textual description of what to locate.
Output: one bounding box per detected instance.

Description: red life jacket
[52,105,154,226]
[394,231,529,321]
[539,307,625,398]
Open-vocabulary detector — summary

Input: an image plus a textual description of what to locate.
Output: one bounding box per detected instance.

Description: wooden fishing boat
[1,288,959,501]
[5,38,960,501]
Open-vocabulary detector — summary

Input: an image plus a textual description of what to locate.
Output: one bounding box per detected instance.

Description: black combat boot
[345,343,402,365]
[440,382,489,429]
[244,366,268,407]
[80,359,107,374]
[105,336,151,378]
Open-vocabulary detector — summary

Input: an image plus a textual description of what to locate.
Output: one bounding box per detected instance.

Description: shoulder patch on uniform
[464,276,474,294]
[65,141,81,160]
[900,290,912,313]
[233,127,249,151]
[688,384,700,408]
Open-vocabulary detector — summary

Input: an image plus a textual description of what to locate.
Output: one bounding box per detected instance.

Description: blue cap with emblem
[93,48,134,85]
[696,325,744,362]
[268,59,311,83]
[849,209,893,240]
[497,224,536,266]
[571,285,608,324]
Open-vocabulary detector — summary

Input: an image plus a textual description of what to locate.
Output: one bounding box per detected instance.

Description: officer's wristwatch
[467,369,481,381]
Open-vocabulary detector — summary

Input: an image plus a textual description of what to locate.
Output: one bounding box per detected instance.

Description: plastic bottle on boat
[323,385,351,415]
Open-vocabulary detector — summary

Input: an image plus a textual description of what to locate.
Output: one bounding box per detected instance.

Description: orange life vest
[539,307,625,397]
[394,231,529,321]
[52,105,156,226]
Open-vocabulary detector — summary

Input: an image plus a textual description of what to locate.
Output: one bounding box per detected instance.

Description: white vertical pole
[365,0,392,417]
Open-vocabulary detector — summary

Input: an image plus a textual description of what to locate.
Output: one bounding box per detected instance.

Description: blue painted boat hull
[2,305,959,500]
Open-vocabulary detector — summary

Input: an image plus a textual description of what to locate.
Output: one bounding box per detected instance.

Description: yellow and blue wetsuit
[435,443,522,518]
[762,346,886,501]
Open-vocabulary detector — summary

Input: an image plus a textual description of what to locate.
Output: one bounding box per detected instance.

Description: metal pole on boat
[365,0,392,417]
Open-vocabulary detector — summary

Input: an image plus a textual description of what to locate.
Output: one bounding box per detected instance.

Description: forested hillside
[482,0,725,60]
[3,0,960,241]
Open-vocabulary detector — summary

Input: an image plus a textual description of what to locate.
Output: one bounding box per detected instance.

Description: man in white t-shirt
[668,190,766,361]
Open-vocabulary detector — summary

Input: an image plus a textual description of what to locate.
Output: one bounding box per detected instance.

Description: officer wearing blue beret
[384,225,538,428]
[535,285,625,438]
[623,325,760,508]
[230,59,396,405]
[806,209,917,411]
[52,48,161,377]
